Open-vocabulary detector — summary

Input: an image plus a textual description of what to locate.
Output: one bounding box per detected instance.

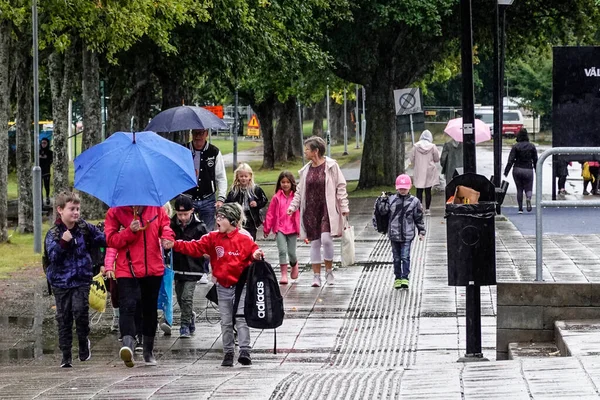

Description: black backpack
[373,192,393,234]
[234,258,284,353]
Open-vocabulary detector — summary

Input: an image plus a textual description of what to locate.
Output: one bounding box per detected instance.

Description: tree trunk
[81,47,106,219]
[252,94,277,169]
[0,21,12,242]
[287,99,302,160]
[49,45,75,194]
[274,98,296,162]
[312,98,324,137]
[358,69,398,188]
[15,43,33,233]
[330,101,344,144]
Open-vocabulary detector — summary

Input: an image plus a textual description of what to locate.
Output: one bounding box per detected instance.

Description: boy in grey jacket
[376,174,425,289]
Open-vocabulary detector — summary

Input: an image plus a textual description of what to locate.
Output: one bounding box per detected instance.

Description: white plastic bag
[341,218,355,267]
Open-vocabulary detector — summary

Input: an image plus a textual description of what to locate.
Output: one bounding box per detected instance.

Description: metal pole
[233,89,239,170]
[535,147,600,282]
[298,101,304,165]
[409,114,415,145]
[32,0,42,253]
[355,84,360,149]
[460,0,482,359]
[326,86,331,157]
[343,88,348,155]
[67,100,73,161]
[361,86,366,144]
[100,80,106,141]
[493,1,503,214]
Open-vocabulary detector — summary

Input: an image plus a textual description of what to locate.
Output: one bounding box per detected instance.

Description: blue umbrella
[145,105,228,132]
[74,131,196,207]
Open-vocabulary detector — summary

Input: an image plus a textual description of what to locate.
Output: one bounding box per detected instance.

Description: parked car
[474,108,524,138]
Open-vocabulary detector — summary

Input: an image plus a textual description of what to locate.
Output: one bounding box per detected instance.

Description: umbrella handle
[132,206,149,231]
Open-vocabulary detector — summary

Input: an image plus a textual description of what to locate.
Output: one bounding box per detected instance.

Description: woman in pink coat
[409,130,440,215]
[288,136,350,288]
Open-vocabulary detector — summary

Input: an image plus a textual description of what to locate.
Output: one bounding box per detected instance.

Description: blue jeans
[194,194,216,274]
[193,193,216,231]
[391,241,412,280]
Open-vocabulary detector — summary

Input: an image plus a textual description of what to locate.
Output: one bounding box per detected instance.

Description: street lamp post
[493,0,514,214]
[32,0,42,254]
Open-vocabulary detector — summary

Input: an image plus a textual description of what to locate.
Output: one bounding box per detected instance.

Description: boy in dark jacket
[374,175,425,289]
[45,191,106,368]
[170,195,208,338]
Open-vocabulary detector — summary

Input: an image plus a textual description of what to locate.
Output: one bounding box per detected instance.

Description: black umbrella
[145,105,228,132]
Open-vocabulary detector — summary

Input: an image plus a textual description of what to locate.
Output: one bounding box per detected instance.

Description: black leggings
[42,173,51,199]
[416,187,432,210]
[117,276,162,338]
[512,167,534,210]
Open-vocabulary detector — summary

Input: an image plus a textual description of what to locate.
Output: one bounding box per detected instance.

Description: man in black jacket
[168,195,208,338]
[184,129,228,231]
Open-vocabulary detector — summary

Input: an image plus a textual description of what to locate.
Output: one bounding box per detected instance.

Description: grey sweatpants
[216,283,250,353]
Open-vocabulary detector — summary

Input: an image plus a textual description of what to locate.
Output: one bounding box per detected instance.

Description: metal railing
[535,147,600,281]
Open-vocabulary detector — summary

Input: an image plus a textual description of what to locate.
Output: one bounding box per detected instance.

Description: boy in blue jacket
[45,191,106,368]
[374,175,425,289]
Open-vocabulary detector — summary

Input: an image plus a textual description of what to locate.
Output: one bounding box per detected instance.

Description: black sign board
[553,46,600,161]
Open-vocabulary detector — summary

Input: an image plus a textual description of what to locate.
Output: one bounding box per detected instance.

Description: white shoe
[325,270,335,285]
[199,274,210,284]
[160,322,172,336]
[311,274,321,287]
[424,209,431,216]
[111,315,119,332]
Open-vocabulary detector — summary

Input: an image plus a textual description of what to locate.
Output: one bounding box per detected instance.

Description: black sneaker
[61,353,72,368]
[238,350,252,366]
[221,352,235,367]
[79,338,91,361]
[526,199,532,212]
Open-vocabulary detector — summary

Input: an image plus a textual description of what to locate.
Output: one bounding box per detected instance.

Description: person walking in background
[104,204,175,367]
[225,163,268,240]
[45,191,106,368]
[374,175,425,289]
[264,171,300,284]
[440,136,463,185]
[554,157,570,195]
[410,130,440,215]
[184,128,227,283]
[582,161,600,195]
[504,128,538,213]
[169,195,208,338]
[288,136,349,288]
[40,138,53,206]
[162,203,264,367]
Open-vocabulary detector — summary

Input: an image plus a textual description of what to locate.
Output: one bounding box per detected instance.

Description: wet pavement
[3,151,600,398]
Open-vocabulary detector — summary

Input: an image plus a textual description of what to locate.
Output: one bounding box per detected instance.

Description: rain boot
[290,262,299,280]
[143,335,157,366]
[279,264,289,284]
[120,335,135,368]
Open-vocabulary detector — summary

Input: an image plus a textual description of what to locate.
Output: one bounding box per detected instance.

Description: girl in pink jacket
[263,171,300,284]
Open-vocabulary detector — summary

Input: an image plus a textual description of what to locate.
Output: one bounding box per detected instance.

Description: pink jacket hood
[263,190,300,236]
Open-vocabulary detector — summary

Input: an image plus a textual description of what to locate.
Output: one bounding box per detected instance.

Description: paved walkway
[4,192,600,397]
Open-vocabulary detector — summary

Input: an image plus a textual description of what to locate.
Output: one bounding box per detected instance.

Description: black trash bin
[445,173,497,286]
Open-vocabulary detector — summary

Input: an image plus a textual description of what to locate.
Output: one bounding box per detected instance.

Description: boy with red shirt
[164,203,263,367]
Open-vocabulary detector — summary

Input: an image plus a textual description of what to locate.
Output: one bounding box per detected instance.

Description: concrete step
[555,320,600,357]
[508,342,560,360]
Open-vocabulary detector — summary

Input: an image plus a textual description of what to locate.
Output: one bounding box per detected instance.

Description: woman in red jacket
[104,205,174,368]
[163,203,263,367]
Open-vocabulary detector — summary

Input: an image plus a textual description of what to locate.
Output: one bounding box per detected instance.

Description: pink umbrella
[444,117,492,144]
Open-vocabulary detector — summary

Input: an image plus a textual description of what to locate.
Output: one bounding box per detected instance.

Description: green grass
[209,138,261,154]
[0,229,48,276]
